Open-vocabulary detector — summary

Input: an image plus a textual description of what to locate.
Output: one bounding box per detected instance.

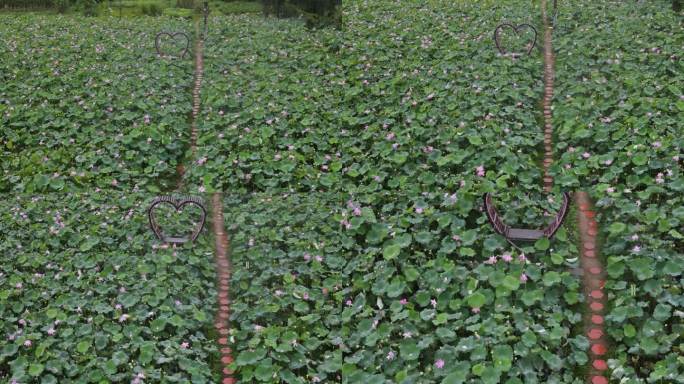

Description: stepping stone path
[172,18,236,383]
[540,1,609,382]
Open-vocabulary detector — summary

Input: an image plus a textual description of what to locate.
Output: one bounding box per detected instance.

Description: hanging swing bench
[483,192,570,241]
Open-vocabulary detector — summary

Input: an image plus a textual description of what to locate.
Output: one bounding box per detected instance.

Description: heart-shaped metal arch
[148,196,206,244]
[493,23,538,56]
[155,31,190,59]
[483,192,570,242]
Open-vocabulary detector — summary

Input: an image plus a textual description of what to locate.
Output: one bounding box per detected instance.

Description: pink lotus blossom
[606,187,615,193]
[315,255,323,262]
[484,256,497,265]
[386,350,395,360]
[520,273,528,283]
[198,186,206,193]
[582,152,591,159]
[476,165,485,177]
[399,298,408,305]
[633,245,641,253]
[415,207,423,214]
[435,359,445,369]
[303,253,311,261]
[501,253,513,262]
[119,314,129,322]
[47,328,56,336]
[652,141,662,148]
[518,254,527,262]
[631,234,639,241]
[472,307,480,313]
[604,159,613,166]
[345,299,353,306]
[24,340,32,347]
[402,331,412,338]
[180,342,189,349]
[430,299,437,308]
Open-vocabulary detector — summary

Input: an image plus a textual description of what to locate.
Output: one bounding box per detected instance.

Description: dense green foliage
[0,16,193,192]
[262,0,341,28]
[554,2,684,381]
[0,0,681,383]
[0,193,219,382]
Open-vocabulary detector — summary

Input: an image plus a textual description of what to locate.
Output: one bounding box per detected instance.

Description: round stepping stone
[590,290,604,299]
[584,242,595,250]
[223,368,233,375]
[584,250,596,258]
[588,228,598,236]
[591,315,604,325]
[588,328,603,340]
[590,302,604,312]
[221,356,233,364]
[219,291,228,298]
[593,359,608,371]
[585,211,596,218]
[218,337,228,345]
[220,305,230,312]
[591,376,608,384]
[220,298,230,305]
[219,311,229,319]
[590,267,602,275]
[591,343,607,356]
[223,378,236,384]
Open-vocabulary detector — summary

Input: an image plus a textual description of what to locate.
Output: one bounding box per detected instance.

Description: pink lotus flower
[399,298,408,305]
[386,350,395,360]
[501,253,513,262]
[518,254,527,262]
[484,256,497,265]
[582,152,591,159]
[415,207,423,214]
[435,359,445,369]
[520,273,528,283]
[472,307,480,313]
[476,165,485,177]
[180,342,189,349]
[24,340,32,347]
[430,299,437,308]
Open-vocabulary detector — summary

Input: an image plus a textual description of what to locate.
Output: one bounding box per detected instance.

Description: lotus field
[0,0,683,383]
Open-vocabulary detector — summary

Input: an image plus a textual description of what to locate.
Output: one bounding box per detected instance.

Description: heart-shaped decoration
[155,31,190,59]
[148,196,206,244]
[493,23,537,56]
